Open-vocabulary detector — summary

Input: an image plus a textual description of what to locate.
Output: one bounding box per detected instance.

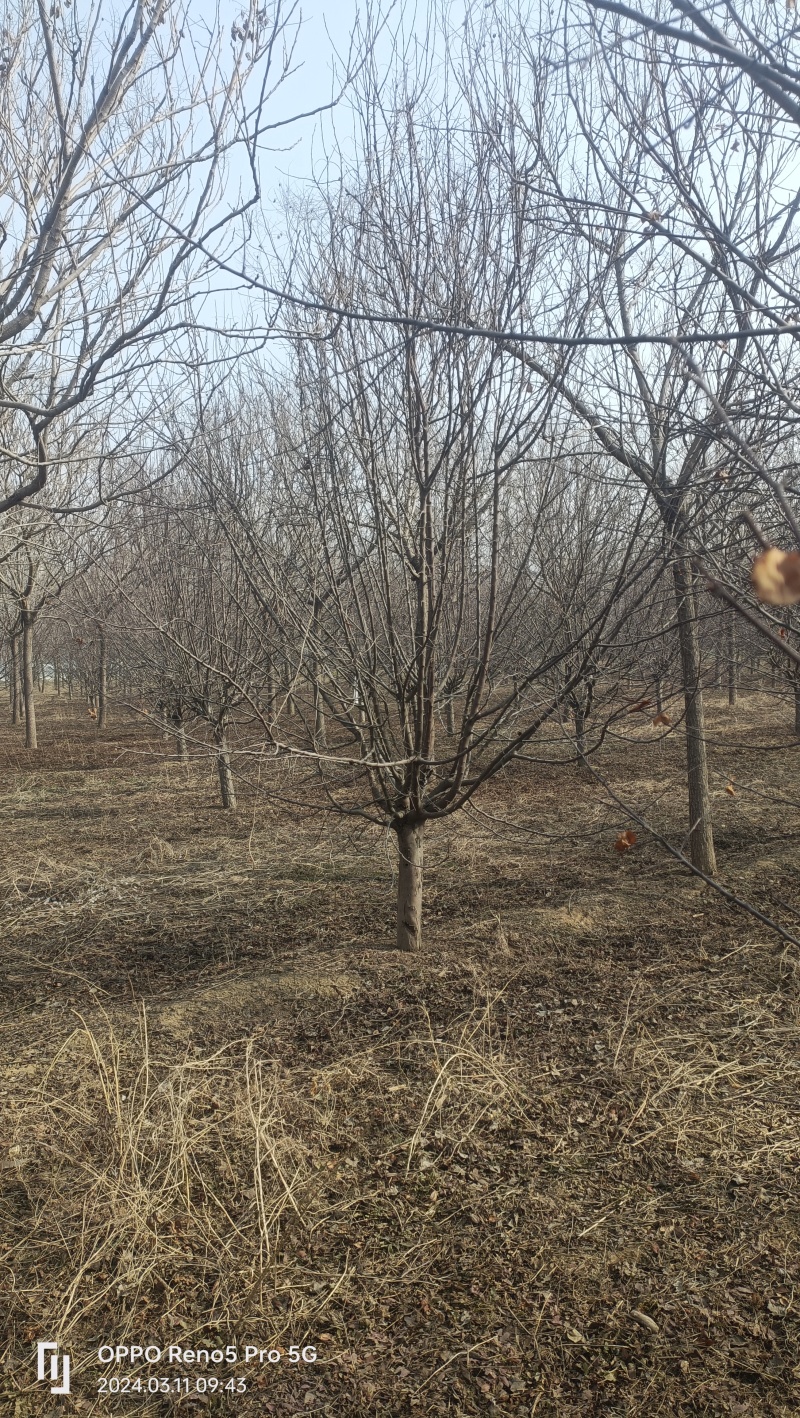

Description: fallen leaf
[630,1308,659,1334]
[652,712,671,726]
[726,783,736,795]
[564,1325,585,1343]
[614,830,637,853]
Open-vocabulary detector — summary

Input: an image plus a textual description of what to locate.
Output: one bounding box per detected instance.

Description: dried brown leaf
[751,547,800,606]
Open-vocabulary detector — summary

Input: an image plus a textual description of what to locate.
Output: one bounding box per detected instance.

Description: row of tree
[4,1,800,948]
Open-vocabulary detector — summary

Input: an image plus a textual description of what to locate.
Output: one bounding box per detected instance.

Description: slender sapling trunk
[727,611,737,707]
[98,625,108,728]
[10,634,20,725]
[574,707,587,766]
[215,728,237,809]
[673,559,715,875]
[21,609,37,749]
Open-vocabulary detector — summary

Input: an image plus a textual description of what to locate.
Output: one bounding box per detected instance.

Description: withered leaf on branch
[750,548,800,606]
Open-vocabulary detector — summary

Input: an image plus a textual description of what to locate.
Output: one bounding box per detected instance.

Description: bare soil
[1,695,799,1417]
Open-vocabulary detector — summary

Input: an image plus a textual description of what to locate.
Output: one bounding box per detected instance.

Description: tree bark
[445,697,455,734]
[176,723,189,764]
[794,682,800,739]
[655,677,663,714]
[395,819,424,951]
[216,730,237,809]
[673,559,715,875]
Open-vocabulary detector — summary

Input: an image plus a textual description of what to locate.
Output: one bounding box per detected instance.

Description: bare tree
[185,49,666,948]
[553,0,800,662]
[0,503,107,745]
[118,497,269,807]
[455,0,800,874]
[0,0,327,516]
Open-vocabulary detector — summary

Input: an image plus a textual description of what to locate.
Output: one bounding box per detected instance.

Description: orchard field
[1,693,798,1418]
[5,2,800,1415]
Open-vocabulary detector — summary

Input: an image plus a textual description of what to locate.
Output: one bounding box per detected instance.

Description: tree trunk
[573,707,586,766]
[313,681,326,747]
[216,730,237,809]
[10,634,20,725]
[21,610,37,749]
[54,656,61,695]
[673,560,715,875]
[445,698,455,734]
[176,723,189,764]
[395,819,424,951]
[98,625,108,728]
[794,682,800,739]
[726,610,737,707]
[266,660,277,721]
[353,678,366,724]
[655,677,663,714]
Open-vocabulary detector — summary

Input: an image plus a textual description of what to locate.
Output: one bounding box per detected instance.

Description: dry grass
[1,694,800,1415]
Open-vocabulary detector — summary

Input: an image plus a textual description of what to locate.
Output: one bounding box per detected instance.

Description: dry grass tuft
[6,1010,329,1356]
[405,995,530,1172]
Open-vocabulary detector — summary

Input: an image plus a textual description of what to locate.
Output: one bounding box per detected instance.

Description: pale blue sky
[256,0,361,201]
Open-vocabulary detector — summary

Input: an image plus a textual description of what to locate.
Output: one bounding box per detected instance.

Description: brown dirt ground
[1,693,799,1418]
